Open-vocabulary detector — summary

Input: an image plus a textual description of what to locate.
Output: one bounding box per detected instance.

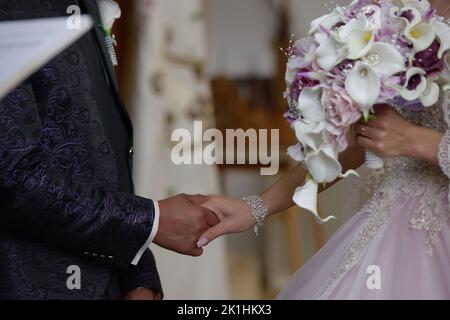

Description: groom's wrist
[130,200,160,266]
[151,201,160,242]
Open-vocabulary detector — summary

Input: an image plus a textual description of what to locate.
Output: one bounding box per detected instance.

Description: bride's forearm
[260,164,307,217]
[409,126,442,167]
[260,145,365,217]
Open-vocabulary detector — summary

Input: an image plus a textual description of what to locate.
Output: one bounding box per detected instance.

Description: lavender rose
[322,88,362,151]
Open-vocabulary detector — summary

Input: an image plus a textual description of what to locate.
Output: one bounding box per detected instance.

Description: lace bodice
[381,99,450,256]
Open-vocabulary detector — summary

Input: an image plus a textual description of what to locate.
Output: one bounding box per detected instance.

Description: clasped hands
[155,194,256,255]
[131,194,254,300]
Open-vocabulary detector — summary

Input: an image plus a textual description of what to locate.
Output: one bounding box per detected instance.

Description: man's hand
[125,288,161,300]
[195,196,256,248]
[154,194,219,256]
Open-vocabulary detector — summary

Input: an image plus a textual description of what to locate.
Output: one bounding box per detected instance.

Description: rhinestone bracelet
[242,195,268,236]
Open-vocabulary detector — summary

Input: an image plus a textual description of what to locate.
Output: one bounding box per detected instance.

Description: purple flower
[390,96,425,112]
[379,78,399,102]
[406,74,422,90]
[284,111,298,125]
[400,9,416,22]
[346,0,373,18]
[289,69,319,102]
[413,40,445,76]
[332,22,346,30]
[424,8,437,21]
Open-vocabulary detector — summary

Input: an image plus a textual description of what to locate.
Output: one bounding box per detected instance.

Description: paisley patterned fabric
[0,0,161,299]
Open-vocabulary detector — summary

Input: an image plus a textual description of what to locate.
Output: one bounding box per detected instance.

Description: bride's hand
[354,105,418,157]
[196,196,256,247]
[355,104,442,165]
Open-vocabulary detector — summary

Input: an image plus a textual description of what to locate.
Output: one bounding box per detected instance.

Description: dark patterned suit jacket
[0,0,162,299]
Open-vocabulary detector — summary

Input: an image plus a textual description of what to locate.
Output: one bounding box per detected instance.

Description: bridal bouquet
[284,0,450,223]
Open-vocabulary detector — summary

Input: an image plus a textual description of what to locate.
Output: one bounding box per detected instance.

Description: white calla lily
[405,22,436,52]
[285,68,296,84]
[390,67,439,106]
[338,15,369,42]
[362,5,382,29]
[292,149,359,223]
[285,38,318,84]
[401,0,431,14]
[338,15,375,60]
[297,87,326,122]
[305,145,342,183]
[345,62,380,117]
[347,30,375,59]
[391,6,422,27]
[420,80,440,107]
[97,0,121,34]
[293,38,317,66]
[391,67,427,101]
[363,43,406,76]
[432,22,450,59]
[315,33,342,71]
[287,144,306,162]
[285,57,303,84]
[293,178,336,224]
[294,121,326,151]
[309,11,344,35]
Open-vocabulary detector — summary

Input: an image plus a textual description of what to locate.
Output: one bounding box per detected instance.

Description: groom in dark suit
[0,0,217,299]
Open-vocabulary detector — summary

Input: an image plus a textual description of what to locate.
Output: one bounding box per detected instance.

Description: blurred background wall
[112,0,354,299]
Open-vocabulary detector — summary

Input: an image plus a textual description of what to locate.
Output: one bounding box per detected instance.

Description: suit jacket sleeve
[0,82,155,269]
[120,249,163,297]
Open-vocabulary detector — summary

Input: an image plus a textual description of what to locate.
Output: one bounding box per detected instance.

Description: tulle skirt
[277,192,450,300]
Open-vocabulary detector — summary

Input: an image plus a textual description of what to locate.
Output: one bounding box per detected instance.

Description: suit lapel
[79,0,133,136]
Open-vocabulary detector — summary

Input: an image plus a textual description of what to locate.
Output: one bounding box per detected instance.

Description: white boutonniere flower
[96,0,121,66]
[97,0,121,35]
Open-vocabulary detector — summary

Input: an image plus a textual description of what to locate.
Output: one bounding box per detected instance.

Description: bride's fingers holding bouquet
[196,196,257,248]
[355,104,421,158]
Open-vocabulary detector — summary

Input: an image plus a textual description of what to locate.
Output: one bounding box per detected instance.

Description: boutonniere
[96,0,121,66]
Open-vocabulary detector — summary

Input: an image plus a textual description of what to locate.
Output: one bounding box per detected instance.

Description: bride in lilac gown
[277,93,450,299]
[197,1,450,299]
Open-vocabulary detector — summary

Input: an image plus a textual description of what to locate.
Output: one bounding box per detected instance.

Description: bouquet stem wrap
[365,150,384,169]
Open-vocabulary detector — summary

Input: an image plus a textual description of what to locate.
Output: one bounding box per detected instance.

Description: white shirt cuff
[131,200,160,266]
